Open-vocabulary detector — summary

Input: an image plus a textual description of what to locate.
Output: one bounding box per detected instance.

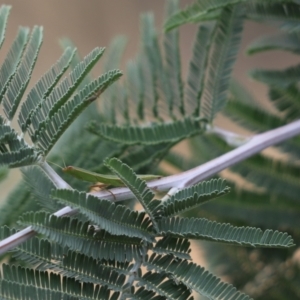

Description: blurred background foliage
[0,1,299,299]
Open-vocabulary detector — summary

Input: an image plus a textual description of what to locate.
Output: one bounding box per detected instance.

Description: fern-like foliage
[51,189,155,242]
[163,178,230,217]
[145,253,251,300]
[105,158,161,229]
[158,217,294,248]
[0,264,120,300]
[87,117,204,145]
[0,1,299,299]
[0,6,121,169]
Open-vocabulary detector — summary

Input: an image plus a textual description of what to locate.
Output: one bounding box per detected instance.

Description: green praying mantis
[60,165,161,189]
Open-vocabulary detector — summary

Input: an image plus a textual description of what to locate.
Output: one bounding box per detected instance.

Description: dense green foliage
[0,1,299,299]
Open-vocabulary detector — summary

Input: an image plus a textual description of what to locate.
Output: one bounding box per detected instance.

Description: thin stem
[0,119,300,254]
[39,161,71,189]
[206,124,251,147]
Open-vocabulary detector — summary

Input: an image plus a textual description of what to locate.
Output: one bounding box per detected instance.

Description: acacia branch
[0,119,300,254]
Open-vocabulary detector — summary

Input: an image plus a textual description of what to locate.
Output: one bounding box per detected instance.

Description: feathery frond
[268,85,300,121]
[32,69,122,154]
[201,188,300,228]
[224,98,285,132]
[158,217,295,248]
[52,189,155,242]
[18,212,144,262]
[18,47,76,132]
[21,166,61,211]
[164,0,184,116]
[145,253,251,300]
[246,32,300,55]
[1,264,119,300]
[164,0,247,31]
[140,13,164,120]
[163,178,230,217]
[29,47,104,130]
[201,5,244,122]
[185,25,213,115]
[0,27,29,101]
[246,2,300,27]
[129,287,163,300]
[87,117,204,145]
[249,63,300,87]
[0,5,10,49]
[3,26,43,120]
[105,158,161,227]
[0,147,39,168]
[153,236,191,260]
[12,236,132,277]
[136,271,192,300]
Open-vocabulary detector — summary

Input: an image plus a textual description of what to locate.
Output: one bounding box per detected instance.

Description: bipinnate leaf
[164,0,246,31]
[200,5,244,122]
[105,157,161,227]
[18,47,76,132]
[87,117,204,145]
[0,26,29,101]
[0,5,11,49]
[52,189,155,242]
[18,212,144,262]
[158,217,295,248]
[136,271,192,300]
[0,264,119,300]
[163,178,230,217]
[3,26,43,120]
[32,69,122,154]
[145,253,251,300]
[153,236,191,260]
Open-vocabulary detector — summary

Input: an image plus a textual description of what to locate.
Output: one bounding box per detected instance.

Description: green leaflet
[164,0,184,116]
[22,166,61,211]
[153,236,191,260]
[140,13,164,120]
[0,27,29,101]
[246,2,300,24]
[87,117,204,145]
[200,5,244,122]
[105,158,160,229]
[164,0,247,31]
[163,178,230,217]
[0,147,39,168]
[224,98,285,132]
[18,47,76,133]
[32,69,122,154]
[0,265,119,300]
[185,24,213,116]
[18,212,144,262]
[3,26,43,121]
[0,6,10,49]
[250,63,300,87]
[28,47,106,135]
[136,271,192,300]
[247,32,300,55]
[145,253,251,300]
[52,189,155,242]
[158,217,295,248]
[269,85,300,121]
[12,236,132,276]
